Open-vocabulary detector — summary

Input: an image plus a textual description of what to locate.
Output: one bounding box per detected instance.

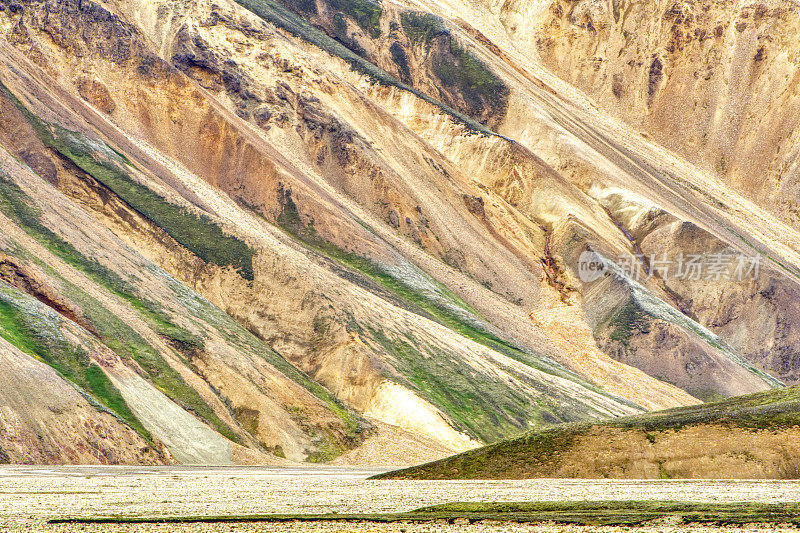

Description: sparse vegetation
[432,39,509,117]
[389,41,410,80]
[275,202,617,400]
[0,174,238,442]
[51,501,800,526]
[399,10,509,120]
[368,328,538,441]
[0,172,205,355]
[605,301,651,346]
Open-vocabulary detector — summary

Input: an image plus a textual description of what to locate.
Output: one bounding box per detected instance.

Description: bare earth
[1,467,800,532]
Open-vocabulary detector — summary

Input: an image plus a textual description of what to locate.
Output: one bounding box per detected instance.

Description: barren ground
[1,467,800,532]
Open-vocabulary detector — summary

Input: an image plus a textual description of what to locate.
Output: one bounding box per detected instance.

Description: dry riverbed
[2,466,800,532]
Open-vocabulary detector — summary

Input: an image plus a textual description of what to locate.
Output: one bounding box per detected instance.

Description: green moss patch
[327,0,382,38]
[0,287,151,442]
[432,37,509,118]
[51,131,255,281]
[605,300,652,346]
[0,80,255,281]
[400,11,509,122]
[400,11,446,45]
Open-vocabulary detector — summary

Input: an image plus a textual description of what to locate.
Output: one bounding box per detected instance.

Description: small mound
[376,386,800,479]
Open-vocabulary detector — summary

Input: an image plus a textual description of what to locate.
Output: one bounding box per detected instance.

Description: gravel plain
[2,466,800,532]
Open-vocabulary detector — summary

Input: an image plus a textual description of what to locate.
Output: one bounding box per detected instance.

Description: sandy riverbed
[2,466,800,532]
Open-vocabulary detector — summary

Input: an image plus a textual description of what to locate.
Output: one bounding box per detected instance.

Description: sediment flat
[2,466,800,532]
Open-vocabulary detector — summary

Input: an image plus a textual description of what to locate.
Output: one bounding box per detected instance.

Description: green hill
[376,386,800,479]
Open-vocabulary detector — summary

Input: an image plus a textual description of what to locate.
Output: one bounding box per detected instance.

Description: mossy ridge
[51,500,800,526]
[0,284,152,443]
[232,0,494,135]
[376,423,582,479]
[0,168,217,376]
[433,34,508,112]
[0,79,255,281]
[51,129,256,282]
[599,260,781,389]
[0,176,242,444]
[399,10,509,120]
[608,386,800,432]
[0,168,207,355]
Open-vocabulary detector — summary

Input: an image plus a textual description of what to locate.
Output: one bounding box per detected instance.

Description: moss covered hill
[378,386,800,479]
[1,0,800,465]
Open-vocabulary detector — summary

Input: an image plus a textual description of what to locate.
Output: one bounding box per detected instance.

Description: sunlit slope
[1,0,798,465]
[0,0,690,464]
[288,0,800,389]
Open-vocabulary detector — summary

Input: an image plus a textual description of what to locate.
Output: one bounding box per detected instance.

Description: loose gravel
[2,466,800,532]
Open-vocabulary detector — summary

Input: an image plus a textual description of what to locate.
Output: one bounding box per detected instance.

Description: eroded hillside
[0,0,797,465]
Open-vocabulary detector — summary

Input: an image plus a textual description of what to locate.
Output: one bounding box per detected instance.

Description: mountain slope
[0,335,170,465]
[0,0,797,465]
